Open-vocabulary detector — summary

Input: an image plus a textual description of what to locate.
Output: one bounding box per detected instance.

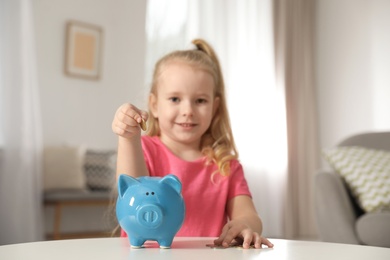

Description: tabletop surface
[1,237,389,260]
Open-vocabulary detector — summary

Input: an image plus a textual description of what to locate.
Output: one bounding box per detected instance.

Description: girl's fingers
[139,110,149,122]
[214,222,274,249]
[112,103,149,137]
[215,223,242,247]
[253,233,262,248]
[119,104,143,124]
[116,104,149,127]
[214,223,230,246]
[261,237,274,248]
[214,225,228,245]
[241,230,255,249]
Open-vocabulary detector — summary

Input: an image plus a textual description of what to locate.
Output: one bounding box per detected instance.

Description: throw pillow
[323,146,390,213]
[43,146,86,191]
[84,150,116,190]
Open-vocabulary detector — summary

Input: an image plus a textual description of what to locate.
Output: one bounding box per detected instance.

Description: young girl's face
[150,61,220,151]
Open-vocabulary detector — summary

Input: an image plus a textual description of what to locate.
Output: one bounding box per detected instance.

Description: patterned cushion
[323,146,390,213]
[84,150,116,190]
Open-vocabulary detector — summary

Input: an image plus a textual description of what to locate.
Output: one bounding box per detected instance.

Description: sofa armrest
[314,170,360,244]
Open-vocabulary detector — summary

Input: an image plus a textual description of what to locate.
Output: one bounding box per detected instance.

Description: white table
[1,237,389,260]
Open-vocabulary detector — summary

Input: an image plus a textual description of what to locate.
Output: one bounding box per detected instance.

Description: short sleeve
[227,160,252,200]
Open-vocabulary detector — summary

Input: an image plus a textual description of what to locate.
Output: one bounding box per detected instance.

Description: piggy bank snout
[136,204,163,228]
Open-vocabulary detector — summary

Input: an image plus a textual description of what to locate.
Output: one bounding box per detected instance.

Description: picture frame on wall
[64,21,103,80]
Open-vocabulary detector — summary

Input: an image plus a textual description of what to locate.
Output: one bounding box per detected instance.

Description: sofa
[315,131,390,248]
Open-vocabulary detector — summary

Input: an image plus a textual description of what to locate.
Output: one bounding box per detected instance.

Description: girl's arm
[116,136,149,178]
[112,103,149,178]
[214,195,274,249]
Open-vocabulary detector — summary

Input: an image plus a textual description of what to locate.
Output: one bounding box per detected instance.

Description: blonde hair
[146,39,238,176]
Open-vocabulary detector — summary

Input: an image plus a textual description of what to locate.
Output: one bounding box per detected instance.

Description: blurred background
[1,0,389,245]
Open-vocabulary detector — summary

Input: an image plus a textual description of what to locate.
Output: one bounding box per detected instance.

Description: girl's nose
[181,101,194,117]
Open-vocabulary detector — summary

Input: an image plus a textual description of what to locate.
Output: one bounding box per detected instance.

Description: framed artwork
[64,21,103,80]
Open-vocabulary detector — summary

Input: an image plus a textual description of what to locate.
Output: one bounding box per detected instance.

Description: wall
[316,0,390,152]
[34,0,147,150]
[371,0,390,129]
[34,0,390,153]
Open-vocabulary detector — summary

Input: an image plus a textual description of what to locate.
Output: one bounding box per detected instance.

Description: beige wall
[34,0,390,154]
[34,0,147,150]
[316,0,390,152]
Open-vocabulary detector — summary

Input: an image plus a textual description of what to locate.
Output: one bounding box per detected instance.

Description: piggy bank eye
[151,192,155,195]
[146,192,149,196]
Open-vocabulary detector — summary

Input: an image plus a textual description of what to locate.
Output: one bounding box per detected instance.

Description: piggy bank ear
[160,174,182,194]
[118,174,139,198]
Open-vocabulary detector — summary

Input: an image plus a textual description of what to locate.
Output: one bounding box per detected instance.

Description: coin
[139,118,147,131]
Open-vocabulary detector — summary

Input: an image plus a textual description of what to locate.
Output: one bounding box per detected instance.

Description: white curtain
[274,0,319,239]
[0,0,44,244]
[146,0,287,238]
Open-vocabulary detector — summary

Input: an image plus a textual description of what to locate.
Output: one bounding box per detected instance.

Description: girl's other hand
[112,103,148,140]
[214,220,274,249]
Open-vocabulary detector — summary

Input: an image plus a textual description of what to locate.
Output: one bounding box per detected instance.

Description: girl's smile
[176,122,197,129]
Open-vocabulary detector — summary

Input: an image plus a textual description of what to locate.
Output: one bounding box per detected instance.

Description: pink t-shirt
[122,135,251,237]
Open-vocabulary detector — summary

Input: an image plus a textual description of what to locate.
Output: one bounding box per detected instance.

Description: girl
[112,39,273,249]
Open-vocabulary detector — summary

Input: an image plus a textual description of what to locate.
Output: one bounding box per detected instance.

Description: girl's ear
[149,93,158,118]
[212,96,220,116]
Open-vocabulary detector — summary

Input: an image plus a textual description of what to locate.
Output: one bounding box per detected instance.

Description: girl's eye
[196,98,207,104]
[169,97,180,103]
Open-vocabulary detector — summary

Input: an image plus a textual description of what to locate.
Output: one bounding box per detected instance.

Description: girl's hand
[112,103,148,140]
[214,220,274,249]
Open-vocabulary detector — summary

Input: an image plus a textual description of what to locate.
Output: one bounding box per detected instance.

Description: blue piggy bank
[116,174,185,248]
